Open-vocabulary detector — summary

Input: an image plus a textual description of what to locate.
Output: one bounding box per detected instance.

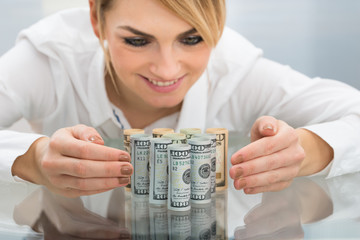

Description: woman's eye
[124,38,149,47]
[181,36,203,46]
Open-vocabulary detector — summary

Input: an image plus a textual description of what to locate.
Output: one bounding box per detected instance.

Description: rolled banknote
[152,128,175,138]
[167,144,191,211]
[180,128,202,140]
[162,133,187,144]
[130,134,151,196]
[149,138,172,205]
[206,128,228,190]
[124,129,145,191]
[188,137,212,204]
[193,133,217,195]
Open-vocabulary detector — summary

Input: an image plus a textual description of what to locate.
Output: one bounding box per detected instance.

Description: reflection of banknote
[131,196,150,238]
[131,134,151,196]
[149,205,168,239]
[191,203,212,240]
[167,144,191,211]
[124,129,144,191]
[150,138,172,205]
[211,197,217,240]
[215,190,228,239]
[193,133,217,195]
[188,137,212,204]
[206,128,228,190]
[152,128,174,138]
[168,210,191,239]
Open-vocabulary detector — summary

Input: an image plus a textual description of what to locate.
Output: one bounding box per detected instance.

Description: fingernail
[121,166,133,175]
[87,135,102,142]
[235,178,247,190]
[119,155,130,162]
[263,124,274,131]
[235,155,244,164]
[234,168,243,179]
[118,177,129,185]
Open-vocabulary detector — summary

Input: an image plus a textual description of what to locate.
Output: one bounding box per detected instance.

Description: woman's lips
[140,74,186,93]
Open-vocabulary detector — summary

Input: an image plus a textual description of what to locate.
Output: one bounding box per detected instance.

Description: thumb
[70,124,104,145]
[251,116,278,142]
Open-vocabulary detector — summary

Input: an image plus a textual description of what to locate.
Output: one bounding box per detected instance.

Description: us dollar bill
[162,133,187,144]
[150,138,172,205]
[193,133,217,195]
[124,129,144,191]
[167,144,191,211]
[180,128,202,140]
[206,128,228,190]
[131,134,151,196]
[152,128,174,138]
[188,137,212,204]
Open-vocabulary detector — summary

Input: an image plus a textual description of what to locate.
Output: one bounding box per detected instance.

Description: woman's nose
[149,46,181,80]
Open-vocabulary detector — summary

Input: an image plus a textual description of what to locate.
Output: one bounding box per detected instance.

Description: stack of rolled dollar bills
[127,127,228,211]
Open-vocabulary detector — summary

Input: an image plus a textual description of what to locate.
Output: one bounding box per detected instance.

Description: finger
[244,168,294,194]
[251,116,278,142]
[50,134,130,161]
[54,175,130,192]
[231,121,297,165]
[230,145,304,179]
[244,181,292,194]
[235,166,298,191]
[233,178,247,190]
[49,157,134,178]
[70,124,105,145]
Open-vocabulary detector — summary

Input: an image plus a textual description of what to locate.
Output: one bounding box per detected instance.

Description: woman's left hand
[229,116,306,194]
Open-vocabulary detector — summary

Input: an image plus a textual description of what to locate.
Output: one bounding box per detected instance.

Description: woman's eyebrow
[118,26,155,39]
[177,28,197,39]
[117,26,198,39]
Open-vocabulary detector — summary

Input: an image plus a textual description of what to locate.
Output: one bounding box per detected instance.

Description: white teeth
[149,78,178,87]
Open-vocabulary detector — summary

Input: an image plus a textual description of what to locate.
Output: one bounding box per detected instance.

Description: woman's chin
[146,97,183,110]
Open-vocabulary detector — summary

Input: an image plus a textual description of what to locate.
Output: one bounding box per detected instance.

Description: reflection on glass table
[1,133,360,239]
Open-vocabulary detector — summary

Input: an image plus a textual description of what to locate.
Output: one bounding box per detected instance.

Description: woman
[1,0,359,197]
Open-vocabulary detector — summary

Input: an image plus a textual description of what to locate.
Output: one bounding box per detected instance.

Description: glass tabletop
[1,133,360,239]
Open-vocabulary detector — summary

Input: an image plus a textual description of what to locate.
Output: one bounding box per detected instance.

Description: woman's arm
[296,128,333,176]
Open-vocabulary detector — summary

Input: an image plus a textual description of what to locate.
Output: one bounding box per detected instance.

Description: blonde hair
[95,0,226,47]
[94,0,226,91]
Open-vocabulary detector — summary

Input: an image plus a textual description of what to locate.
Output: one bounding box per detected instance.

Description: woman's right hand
[12,124,133,198]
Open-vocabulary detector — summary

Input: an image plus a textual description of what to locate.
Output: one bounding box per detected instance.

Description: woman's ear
[89,0,100,39]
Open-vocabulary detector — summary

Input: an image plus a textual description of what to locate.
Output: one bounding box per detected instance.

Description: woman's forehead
[105,0,194,36]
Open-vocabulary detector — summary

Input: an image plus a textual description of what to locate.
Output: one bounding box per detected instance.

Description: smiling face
[92,0,212,110]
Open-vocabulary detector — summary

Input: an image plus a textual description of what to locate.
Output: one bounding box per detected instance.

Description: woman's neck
[105,74,181,129]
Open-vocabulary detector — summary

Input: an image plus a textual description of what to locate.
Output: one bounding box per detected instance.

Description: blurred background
[1,0,360,131]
